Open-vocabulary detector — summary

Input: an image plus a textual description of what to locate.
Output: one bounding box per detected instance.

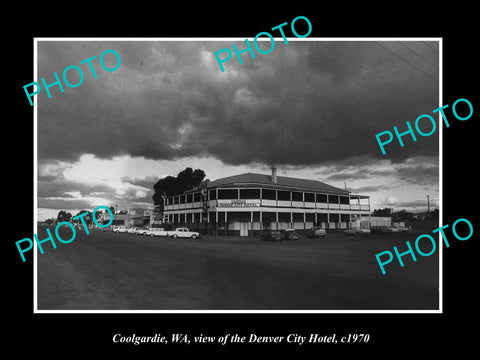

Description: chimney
[271,166,277,184]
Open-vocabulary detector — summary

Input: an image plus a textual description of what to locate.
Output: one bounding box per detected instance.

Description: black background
[6,4,478,356]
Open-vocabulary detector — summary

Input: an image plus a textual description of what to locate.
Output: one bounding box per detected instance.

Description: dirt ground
[36,226,439,311]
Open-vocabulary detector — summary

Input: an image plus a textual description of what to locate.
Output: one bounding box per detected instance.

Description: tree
[57,210,73,223]
[372,207,392,217]
[56,210,66,222]
[152,167,206,205]
[393,210,415,222]
[74,210,92,225]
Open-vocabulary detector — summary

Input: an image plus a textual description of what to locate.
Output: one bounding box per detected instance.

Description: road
[37,227,439,310]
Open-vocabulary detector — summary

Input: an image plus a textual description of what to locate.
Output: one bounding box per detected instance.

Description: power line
[398,41,439,70]
[319,43,428,101]
[375,41,439,82]
[422,41,439,53]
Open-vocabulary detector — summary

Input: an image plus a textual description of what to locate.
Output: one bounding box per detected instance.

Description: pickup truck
[168,227,200,239]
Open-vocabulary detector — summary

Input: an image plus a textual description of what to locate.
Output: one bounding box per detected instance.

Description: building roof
[199,172,350,195]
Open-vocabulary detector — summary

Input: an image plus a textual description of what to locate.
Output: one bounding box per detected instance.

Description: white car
[127,227,141,234]
[169,228,200,239]
[112,225,127,233]
[386,226,406,233]
[140,227,169,237]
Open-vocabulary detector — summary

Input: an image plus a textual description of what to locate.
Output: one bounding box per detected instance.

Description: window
[193,192,201,202]
[277,190,291,201]
[292,191,303,201]
[340,196,349,204]
[239,188,260,199]
[174,196,179,205]
[304,192,315,202]
[262,189,276,200]
[180,195,186,204]
[186,194,193,203]
[328,195,339,203]
[316,194,327,203]
[209,189,216,200]
[218,189,239,200]
[278,213,291,222]
[292,213,304,222]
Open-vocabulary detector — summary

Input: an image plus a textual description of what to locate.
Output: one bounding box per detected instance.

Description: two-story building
[163,167,371,236]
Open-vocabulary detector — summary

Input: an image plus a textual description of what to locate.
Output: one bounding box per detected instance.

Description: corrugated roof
[203,172,349,194]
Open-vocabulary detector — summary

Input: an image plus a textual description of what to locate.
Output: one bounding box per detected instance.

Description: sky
[36,39,440,221]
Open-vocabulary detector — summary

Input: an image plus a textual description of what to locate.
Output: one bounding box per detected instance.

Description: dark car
[283,229,300,241]
[260,230,283,242]
[306,226,326,238]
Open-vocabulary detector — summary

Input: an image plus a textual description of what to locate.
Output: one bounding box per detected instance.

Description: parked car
[392,225,410,232]
[112,225,127,233]
[283,229,300,241]
[127,227,140,234]
[344,228,372,235]
[168,228,200,239]
[357,228,372,234]
[260,229,283,242]
[384,225,410,233]
[306,227,326,238]
[140,227,169,237]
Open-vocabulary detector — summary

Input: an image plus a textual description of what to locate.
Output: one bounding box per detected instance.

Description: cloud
[36,41,440,216]
[37,179,115,199]
[37,40,439,166]
[322,155,438,188]
[121,175,160,190]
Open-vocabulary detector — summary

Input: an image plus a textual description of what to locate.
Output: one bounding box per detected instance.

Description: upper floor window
[209,189,216,200]
[304,192,315,202]
[292,191,303,201]
[193,192,201,202]
[262,189,276,200]
[277,190,291,201]
[316,193,327,203]
[340,196,350,204]
[328,195,339,203]
[218,189,239,200]
[240,188,260,199]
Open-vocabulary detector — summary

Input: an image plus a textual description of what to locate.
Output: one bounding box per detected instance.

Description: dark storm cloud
[317,155,439,194]
[37,40,439,166]
[37,180,115,198]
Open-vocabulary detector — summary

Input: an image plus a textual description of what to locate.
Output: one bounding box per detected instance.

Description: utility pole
[426,195,430,218]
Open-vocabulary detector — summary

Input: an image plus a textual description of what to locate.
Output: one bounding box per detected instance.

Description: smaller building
[102,207,158,228]
[361,216,392,230]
